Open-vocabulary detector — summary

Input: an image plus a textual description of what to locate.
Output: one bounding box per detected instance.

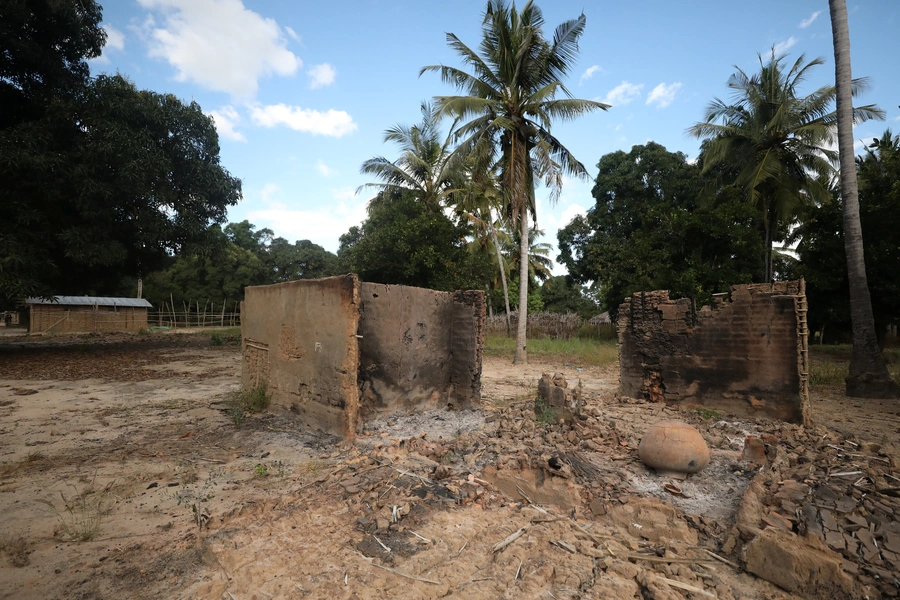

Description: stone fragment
[536,372,582,423]
[741,435,768,465]
[638,421,710,475]
[743,529,864,599]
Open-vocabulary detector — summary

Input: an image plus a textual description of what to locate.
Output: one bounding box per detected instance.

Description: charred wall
[618,281,809,424]
[241,277,484,439]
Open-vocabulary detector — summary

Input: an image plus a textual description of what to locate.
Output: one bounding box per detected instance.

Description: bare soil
[0,332,898,600]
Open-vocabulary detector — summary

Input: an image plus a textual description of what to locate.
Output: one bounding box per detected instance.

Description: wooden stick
[492,527,527,553]
[514,559,523,581]
[656,576,717,598]
[703,549,739,569]
[626,554,716,564]
[358,554,443,585]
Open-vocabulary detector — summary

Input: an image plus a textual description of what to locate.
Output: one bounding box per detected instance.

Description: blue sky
[90,0,900,273]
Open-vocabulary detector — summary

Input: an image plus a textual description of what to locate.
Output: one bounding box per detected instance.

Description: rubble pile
[289,375,900,599]
[728,427,900,598]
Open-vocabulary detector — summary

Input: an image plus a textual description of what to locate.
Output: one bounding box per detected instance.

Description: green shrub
[225,384,271,428]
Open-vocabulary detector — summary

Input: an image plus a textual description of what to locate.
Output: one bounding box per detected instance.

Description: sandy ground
[0,332,898,600]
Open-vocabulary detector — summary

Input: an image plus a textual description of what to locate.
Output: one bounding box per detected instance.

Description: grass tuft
[37,477,112,542]
[225,384,271,427]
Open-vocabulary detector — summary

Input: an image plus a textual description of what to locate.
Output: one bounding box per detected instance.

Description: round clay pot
[638,420,710,475]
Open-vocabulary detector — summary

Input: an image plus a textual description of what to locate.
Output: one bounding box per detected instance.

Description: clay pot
[638,421,710,475]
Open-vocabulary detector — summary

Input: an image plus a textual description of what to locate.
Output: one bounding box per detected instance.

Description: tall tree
[1,74,241,305]
[828,0,899,398]
[558,142,763,315]
[359,101,462,213]
[421,0,608,363]
[0,0,105,129]
[688,50,881,282]
[338,189,492,292]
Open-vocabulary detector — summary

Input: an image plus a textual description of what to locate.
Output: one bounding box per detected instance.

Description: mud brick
[834,496,857,514]
[825,530,846,551]
[820,508,839,532]
[763,512,794,532]
[801,503,823,537]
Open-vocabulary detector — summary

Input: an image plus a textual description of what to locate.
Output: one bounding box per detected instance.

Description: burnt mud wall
[357,284,484,421]
[241,275,360,438]
[618,281,810,424]
[241,277,484,438]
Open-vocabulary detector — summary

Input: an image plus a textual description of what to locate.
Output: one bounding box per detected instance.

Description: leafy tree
[828,0,898,397]
[505,226,553,286]
[539,275,600,317]
[225,220,273,252]
[1,72,241,306]
[795,132,900,359]
[264,238,339,282]
[558,142,763,316]
[0,0,105,129]
[143,226,267,309]
[338,189,491,291]
[689,50,882,282]
[422,0,608,363]
[359,101,461,214]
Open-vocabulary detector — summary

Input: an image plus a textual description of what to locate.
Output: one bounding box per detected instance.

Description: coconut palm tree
[358,101,462,214]
[421,0,608,364]
[456,164,514,332]
[689,50,882,282]
[828,0,899,398]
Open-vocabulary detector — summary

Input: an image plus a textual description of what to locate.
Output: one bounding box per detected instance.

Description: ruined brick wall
[449,290,485,407]
[618,280,809,423]
[29,305,149,333]
[241,277,485,438]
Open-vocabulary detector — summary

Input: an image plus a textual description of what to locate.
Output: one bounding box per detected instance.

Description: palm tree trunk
[491,225,512,335]
[513,213,529,364]
[763,213,772,283]
[829,0,899,398]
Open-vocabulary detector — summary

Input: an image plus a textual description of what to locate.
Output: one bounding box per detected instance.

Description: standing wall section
[618,281,809,424]
[356,283,484,421]
[241,275,360,438]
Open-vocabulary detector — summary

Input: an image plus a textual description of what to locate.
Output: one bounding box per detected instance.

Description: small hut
[24,296,152,334]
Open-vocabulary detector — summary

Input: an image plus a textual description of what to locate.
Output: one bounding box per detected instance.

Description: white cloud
[284,26,300,42]
[247,186,366,252]
[307,63,336,89]
[799,11,821,28]
[316,160,336,177]
[260,182,281,203]
[579,65,602,85]
[646,82,683,108]
[250,103,357,137]
[601,81,644,107]
[137,0,301,98]
[207,106,246,142]
[104,25,125,50]
[773,36,798,55]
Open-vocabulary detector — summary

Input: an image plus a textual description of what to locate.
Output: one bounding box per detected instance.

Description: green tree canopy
[338,189,492,291]
[688,50,883,282]
[795,130,900,343]
[558,142,763,316]
[1,74,242,305]
[539,275,600,317]
[0,0,105,128]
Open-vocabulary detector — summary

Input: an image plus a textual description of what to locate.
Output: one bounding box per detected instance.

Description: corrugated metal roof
[26,296,153,308]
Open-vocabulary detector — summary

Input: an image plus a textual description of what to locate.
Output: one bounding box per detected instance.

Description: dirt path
[0,334,897,599]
